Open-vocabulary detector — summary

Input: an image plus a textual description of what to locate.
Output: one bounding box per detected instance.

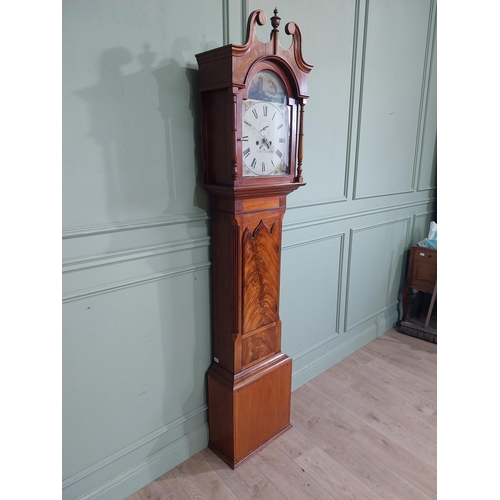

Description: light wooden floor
[126,328,437,500]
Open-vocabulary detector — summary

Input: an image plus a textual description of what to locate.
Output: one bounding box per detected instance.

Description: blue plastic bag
[419,221,437,249]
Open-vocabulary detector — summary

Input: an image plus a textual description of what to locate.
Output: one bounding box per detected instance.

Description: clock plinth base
[207,353,292,468]
[208,423,292,469]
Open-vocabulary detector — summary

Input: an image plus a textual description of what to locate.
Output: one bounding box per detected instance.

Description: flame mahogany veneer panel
[241,220,281,368]
[242,220,280,332]
[242,325,276,367]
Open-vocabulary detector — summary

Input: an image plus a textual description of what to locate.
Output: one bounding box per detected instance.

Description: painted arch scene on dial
[242,70,290,177]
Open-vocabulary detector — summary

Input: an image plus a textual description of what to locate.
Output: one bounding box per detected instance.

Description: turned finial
[271,8,281,31]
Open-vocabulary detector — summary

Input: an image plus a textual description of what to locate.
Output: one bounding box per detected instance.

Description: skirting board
[291,313,397,391]
[64,424,209,500]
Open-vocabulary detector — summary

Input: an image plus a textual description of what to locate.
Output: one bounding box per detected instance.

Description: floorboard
[125,328,437,500]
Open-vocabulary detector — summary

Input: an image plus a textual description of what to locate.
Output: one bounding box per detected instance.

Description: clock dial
[242,100,289,176]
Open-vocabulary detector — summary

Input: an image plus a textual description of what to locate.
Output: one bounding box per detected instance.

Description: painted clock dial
[242,70,290,177]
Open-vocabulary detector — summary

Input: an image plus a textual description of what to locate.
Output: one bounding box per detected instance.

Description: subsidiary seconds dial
[242,101,289,176]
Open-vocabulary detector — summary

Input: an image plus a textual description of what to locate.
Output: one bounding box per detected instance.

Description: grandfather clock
[195,8,312,468]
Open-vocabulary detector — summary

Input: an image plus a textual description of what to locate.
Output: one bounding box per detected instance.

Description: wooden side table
[401,245,437,323]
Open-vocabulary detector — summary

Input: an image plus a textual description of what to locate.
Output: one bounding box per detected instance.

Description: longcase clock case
[195,9,312,468]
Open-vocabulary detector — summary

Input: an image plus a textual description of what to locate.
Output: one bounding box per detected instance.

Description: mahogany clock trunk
[207,195,293,467]
[195,8,312,468]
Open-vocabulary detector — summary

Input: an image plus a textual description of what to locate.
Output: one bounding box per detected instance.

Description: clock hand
[243,119,260,134]
[258,137,272,150]
[262,138,271,149]
[244,118,272,150]
[244,119,266,140]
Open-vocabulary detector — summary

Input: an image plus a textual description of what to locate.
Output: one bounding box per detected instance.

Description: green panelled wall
[62,1,436,498]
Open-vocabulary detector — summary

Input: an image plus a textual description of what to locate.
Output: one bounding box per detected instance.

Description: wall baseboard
[291,312,398,391]
[63,424,209,500]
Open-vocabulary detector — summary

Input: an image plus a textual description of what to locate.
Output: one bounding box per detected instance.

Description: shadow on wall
[72,35,218,485]
[75,37,211,221]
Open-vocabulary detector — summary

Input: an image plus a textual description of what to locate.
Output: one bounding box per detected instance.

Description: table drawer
[409,246,437,293]
[413,248,436,265]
